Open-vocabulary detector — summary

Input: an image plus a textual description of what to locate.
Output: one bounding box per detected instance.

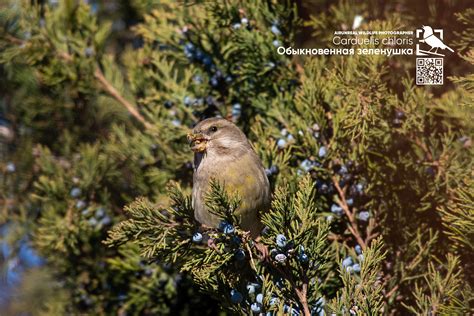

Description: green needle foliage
[107,177,341,315]
[0,0,472,315]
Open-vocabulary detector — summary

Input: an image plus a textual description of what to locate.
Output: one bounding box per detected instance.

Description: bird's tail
[445,45,454,52]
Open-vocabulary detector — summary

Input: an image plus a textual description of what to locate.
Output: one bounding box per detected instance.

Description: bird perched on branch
[188,117,270,238]
[421,25,454,54]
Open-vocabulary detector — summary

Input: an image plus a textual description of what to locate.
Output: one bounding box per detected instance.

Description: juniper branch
[332,176,367,250]
[93,67,154,130]
[48,45,154,130]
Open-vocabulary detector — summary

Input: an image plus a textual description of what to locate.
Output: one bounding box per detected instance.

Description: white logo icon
[416,26,454,57]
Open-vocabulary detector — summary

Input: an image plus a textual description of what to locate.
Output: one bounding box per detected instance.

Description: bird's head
[422,25,433,33]
[187,117,248,153]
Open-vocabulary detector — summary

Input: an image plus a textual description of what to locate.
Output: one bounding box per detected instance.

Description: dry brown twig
[332,176,367,250]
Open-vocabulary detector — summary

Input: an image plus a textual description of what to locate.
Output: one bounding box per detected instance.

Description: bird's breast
[192,149,270,228]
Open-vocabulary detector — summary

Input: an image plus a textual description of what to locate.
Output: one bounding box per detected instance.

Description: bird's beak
[187,132,209,152]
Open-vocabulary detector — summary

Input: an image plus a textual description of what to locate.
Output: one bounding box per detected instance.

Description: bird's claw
[254,241,269,261]
[207,238,221,253]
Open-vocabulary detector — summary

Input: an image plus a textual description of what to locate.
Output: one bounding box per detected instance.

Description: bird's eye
[209,126,218,133]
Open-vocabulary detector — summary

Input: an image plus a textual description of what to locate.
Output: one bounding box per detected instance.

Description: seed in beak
[188,133,209,152]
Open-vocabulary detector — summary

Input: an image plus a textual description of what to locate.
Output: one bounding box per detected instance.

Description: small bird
[188,117,270,238]
[421,25,454,54]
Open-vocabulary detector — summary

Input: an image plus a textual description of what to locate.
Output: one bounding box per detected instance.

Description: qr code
[416,58,443,85]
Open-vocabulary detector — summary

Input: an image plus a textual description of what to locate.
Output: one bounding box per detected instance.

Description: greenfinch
[188,117,270,237]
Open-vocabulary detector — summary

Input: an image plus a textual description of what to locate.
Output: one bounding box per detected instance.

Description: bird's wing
[214,151,269,234]
[427,36,444,48]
